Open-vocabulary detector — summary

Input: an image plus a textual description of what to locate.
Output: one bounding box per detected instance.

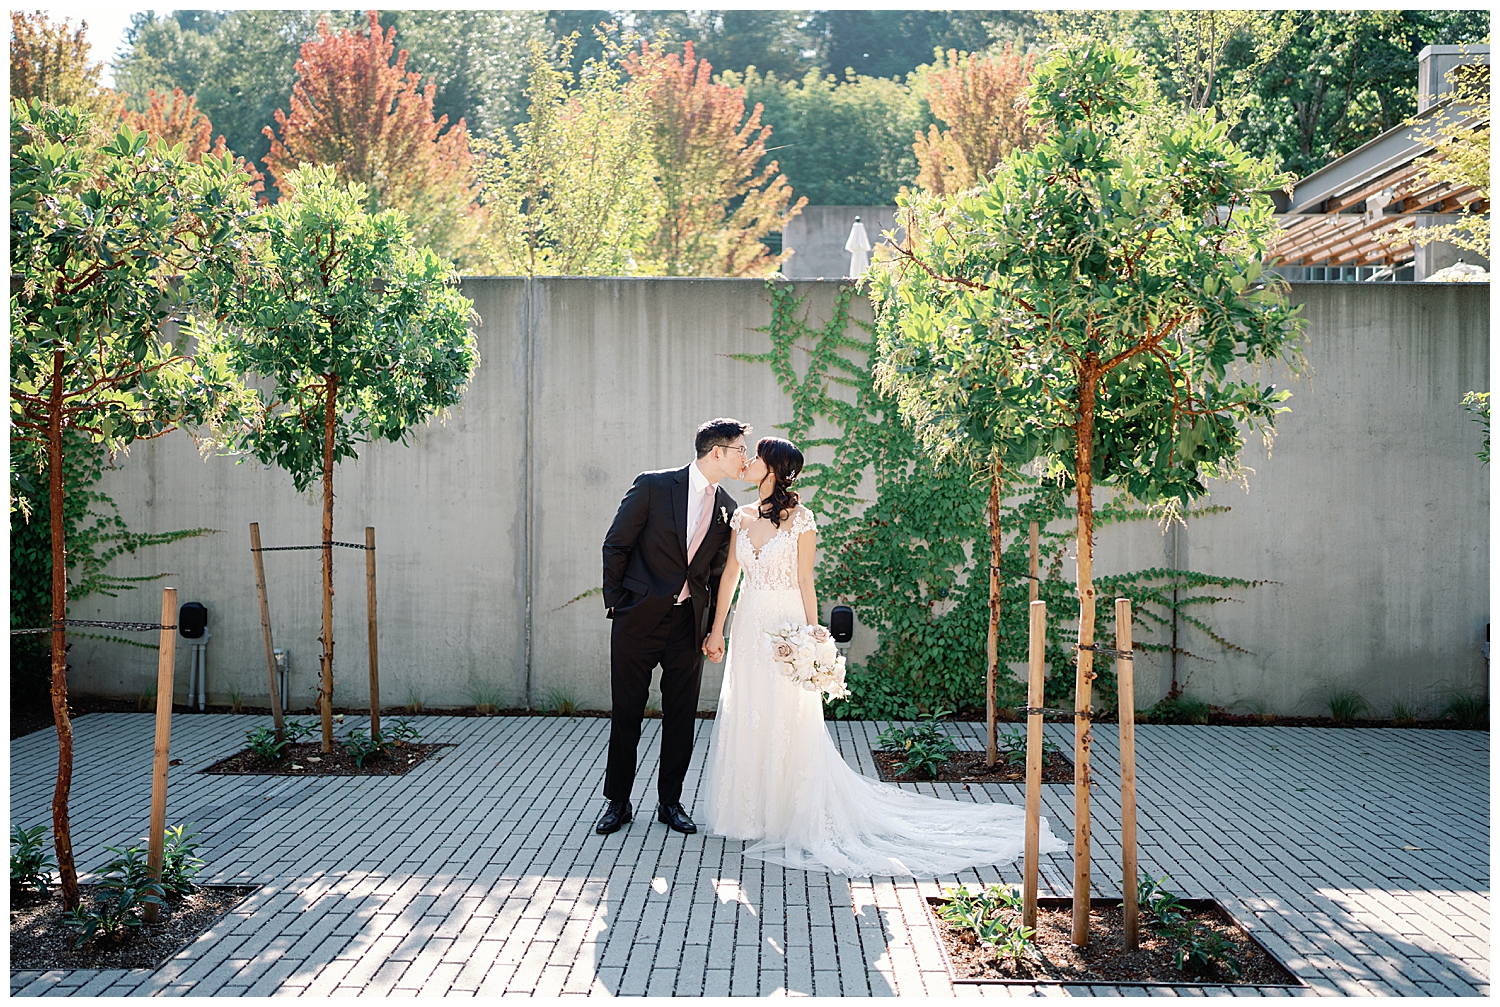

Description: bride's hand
[702,631,726,663]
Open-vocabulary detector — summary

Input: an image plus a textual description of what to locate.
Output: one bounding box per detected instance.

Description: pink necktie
[678,485,716,602]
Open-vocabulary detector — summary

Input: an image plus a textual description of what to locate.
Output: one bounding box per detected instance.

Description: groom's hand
[702,632,726,663]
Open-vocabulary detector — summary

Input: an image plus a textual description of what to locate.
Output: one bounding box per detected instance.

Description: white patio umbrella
[845,216,872,278]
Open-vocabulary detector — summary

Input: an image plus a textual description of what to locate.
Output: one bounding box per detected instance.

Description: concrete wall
[781,205,902,279]
[65,280,1487,718]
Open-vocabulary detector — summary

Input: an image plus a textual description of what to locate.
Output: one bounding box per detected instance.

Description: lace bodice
[731,506,816,592]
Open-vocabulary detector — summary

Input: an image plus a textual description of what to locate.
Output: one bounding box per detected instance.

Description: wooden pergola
[1268,98,1488,273]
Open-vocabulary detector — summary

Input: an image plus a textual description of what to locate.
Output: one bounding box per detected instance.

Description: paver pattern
[10,713,1488,997]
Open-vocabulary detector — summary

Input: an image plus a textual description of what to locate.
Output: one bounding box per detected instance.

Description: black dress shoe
[595,800,632,835]
[656,802,697,834]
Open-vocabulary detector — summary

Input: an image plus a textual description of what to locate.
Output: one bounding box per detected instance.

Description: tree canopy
[263,12,487,271]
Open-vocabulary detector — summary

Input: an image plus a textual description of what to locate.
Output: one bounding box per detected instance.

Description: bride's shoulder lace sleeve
[730,507,748,532]
[790,507,816,536]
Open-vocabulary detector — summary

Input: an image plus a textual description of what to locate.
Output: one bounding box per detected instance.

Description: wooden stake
[985,459,1003,767]
[1023,599,1046,930]
[144,587,178,923]
[366,526,381,739]
[1117,597,1138,951]
[250,523,285,741]
[1028,521,1039,603]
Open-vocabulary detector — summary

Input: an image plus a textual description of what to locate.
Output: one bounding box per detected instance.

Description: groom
[597,418,748,835]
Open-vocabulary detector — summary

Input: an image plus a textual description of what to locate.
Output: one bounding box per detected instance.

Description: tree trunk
[319,375,338,753]
[986,456,1003,767]
[1072,362,1098,947]
[47,349,80,909]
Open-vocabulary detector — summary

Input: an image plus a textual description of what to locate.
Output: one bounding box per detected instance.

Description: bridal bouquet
[766,622,849,700]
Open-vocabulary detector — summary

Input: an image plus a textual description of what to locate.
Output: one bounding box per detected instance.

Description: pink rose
[772,640,796,661]
[809,625,831,644]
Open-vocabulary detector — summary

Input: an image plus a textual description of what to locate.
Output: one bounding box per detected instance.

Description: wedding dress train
[704,508,1067,877]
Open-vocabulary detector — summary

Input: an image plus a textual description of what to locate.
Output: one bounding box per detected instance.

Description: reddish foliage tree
[123,88,227,161]
[914,45,1043,196]
[262,10,485,267]
[625,40,805,276]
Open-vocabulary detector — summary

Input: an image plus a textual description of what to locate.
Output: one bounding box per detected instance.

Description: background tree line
[11,8,1489,277]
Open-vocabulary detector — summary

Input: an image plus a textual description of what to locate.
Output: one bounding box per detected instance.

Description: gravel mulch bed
[928,896,1300,986]
[10,885,256,971]
[199,741,449,776]
[874,748,1074,784]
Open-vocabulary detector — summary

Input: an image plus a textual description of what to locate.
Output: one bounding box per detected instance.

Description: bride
[700,436,1066,877]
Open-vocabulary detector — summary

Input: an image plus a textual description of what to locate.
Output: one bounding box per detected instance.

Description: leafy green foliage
[474,32,657,277]
[1145,694,1213,725]
[727,67,932,205]
[211,165,480,492]
[342,727,386,767]
[245,727,288,763]
[282,718,317,743]
[878,708,958,778]
[873,40,1306,515]
[1137,874,1244,978]
[61,878,163,947]
[1042,11,1490,177]
[11,825,57,895]
[746,281,1269,720]
[10,432,215,702]
[936,883,1037,963]
[1463,392,1489,465]
[385,718,422,746]
[158,825,205,896]
[60,839,175,947]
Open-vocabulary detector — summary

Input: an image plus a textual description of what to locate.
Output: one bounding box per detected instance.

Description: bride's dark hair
[755,437,803,527]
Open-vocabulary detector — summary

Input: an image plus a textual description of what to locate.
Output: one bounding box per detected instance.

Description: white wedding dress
[703,507,1067,877]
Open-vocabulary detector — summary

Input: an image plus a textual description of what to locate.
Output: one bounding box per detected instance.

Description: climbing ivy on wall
[10,434,215,702]
[741,281,1268,720]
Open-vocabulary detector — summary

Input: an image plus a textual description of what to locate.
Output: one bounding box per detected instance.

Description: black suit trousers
[604,602,703,805]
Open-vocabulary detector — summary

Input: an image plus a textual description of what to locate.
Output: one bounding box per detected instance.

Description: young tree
[262,11,487,271]
[208,165,479,752]
[10,101,260,908]
[9,11,123,121]
[912,45,1043,197]
[625,40,807,276]
[873,42,1305,943]
[475,33,658,276]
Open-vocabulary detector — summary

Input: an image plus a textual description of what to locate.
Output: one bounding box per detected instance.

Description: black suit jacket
[603,465,737,640]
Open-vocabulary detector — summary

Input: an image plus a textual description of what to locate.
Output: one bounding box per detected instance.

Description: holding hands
[702,631,726,663]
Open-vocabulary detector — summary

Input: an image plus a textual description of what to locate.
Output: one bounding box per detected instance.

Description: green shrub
[10,824,56,895]
[342,728,386,767]
[245,727,288,762]
[1325,688,1371,724]
[936,883,1036,963]
[1146,695,1212,725]
[878,707,958,778]
[1442,692,1488,729]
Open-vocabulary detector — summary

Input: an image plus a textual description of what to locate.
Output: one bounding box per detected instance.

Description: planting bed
[10,884,256,971]
[926,895,1301,987]
[873,748,1073,784]
[201,741,448,776]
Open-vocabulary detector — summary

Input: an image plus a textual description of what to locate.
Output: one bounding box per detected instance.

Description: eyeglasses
[721,444,751,460]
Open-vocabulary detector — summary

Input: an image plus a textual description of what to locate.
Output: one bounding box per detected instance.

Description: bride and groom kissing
[599,418,1064,877]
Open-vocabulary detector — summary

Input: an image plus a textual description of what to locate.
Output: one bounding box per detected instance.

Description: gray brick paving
[10,714,1487,996]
